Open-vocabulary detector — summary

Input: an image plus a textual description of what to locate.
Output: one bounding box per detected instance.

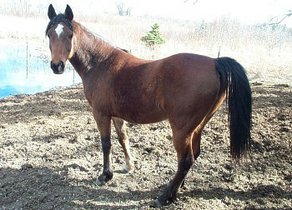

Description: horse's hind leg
[192,100,224,161]
[156,127,195,206]
[179,130,201,189]
[113,118,134,173]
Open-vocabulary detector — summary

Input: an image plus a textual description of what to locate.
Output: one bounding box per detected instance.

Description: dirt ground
[0,83,291,210]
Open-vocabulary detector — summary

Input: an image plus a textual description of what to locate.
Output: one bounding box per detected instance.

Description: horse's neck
[69,22,116,78]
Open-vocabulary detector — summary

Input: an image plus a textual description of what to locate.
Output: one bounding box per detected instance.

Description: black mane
[45,14,73,35]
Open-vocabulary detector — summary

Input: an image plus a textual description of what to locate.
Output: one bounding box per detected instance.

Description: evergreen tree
[141,23,165,49]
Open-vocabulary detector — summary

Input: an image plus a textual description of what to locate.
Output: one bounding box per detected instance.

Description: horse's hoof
[151,197,174,207]
[151,199,163,208]
[95,178,106,186]
[122,164,134,174]
[96,171,113,186]
[153,192,177,207]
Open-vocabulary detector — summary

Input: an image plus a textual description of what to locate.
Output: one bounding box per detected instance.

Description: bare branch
[269,10,292,25]
[184,0,199,5]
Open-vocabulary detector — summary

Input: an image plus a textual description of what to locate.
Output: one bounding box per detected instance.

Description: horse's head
[46,4,74,74]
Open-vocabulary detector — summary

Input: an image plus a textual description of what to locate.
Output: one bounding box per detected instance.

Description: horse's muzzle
[51,61,65,74]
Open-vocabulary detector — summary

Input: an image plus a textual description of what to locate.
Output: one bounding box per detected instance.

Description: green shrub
[141,23,165,49]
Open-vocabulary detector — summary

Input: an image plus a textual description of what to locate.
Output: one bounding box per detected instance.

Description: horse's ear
[65,5,73,21]
[48,4,56,20]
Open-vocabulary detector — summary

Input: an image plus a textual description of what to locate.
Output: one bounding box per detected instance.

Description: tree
[141,23,165,49]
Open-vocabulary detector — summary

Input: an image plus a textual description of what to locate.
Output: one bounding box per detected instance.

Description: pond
[0,39,80,99]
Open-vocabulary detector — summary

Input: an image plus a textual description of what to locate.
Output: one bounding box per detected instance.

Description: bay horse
[46,4,252,207]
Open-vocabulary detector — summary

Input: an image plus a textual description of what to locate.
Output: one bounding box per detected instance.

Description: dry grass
[0,1,291,85]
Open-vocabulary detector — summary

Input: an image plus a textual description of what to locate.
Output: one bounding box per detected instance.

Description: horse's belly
[113,104,167,124]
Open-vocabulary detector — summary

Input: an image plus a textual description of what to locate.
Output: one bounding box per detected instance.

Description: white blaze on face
[55,24,64,38]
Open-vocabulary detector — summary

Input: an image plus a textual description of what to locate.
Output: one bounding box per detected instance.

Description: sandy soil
[0,83,291,210]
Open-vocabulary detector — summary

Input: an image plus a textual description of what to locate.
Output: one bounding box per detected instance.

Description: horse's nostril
[50,61,56,69]
[51,61,65,74]
[60,61,64,69]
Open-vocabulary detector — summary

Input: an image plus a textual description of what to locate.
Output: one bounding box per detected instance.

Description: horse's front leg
[113,117,134,173]
[94,113,113,185]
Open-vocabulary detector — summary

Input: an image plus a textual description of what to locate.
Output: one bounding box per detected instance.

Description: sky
[129,0,291,25]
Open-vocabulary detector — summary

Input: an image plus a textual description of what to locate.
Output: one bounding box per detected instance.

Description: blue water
[0,39,80,99]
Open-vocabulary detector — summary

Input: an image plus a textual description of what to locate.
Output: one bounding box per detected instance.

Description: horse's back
[159,53,216,78]
[154,53,219,97]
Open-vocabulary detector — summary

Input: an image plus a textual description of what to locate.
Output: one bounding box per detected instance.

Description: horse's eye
[69,34,73,39]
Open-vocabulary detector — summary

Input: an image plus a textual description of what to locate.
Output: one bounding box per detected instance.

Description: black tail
[215,57,252,159]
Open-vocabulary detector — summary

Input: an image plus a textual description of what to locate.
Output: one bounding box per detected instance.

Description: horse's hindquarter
[159,53,220,109]
[154,53,222,131]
